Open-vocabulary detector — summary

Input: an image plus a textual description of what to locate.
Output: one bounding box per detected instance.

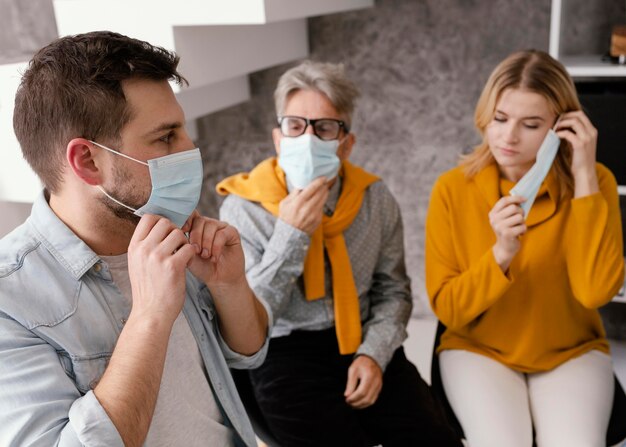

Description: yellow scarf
[217,157,379,354]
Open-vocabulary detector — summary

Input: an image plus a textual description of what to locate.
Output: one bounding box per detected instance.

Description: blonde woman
[425,49,624,446]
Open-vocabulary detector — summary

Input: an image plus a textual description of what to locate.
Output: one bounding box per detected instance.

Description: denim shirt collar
[30,190,100,280]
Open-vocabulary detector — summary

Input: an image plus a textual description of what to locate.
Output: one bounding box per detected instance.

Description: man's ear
[272,128,282,156]
[66,138,103,186]
[337,133,355,161]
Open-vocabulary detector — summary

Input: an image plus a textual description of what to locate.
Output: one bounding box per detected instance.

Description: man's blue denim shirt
[0,191,269,446]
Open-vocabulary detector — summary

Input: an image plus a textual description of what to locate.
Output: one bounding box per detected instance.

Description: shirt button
[121,318,128,325]
[94,263,102,272]
[303,244,309,250]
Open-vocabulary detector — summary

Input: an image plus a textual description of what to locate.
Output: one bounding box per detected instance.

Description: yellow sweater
[425,162,624,373]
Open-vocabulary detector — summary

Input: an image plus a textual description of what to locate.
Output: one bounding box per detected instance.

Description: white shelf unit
[560,55,626,77]
[550,0,626,304]
[550,0,626,78]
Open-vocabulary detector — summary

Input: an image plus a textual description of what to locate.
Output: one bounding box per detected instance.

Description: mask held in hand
[509,128,561,218]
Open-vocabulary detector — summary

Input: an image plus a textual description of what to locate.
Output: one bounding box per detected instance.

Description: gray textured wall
[560,0,625,55]
[196,0,554,313]
[0,201,32,238]
[2,0,623,312]
[0,0,57,64]
[0,0,56,237]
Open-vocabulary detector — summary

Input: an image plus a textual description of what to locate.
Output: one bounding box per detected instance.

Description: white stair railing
[0,0,373,203]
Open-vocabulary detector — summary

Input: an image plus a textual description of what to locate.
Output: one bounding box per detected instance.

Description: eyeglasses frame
[277,115,350,141]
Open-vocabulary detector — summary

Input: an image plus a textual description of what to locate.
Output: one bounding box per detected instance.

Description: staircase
[0,0,373,203]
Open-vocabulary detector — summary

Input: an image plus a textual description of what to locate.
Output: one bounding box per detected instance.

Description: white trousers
[439,349,614,447]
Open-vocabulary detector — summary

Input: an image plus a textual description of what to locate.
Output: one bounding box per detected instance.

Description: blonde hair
[274,61,360,126]
[462,50,581,196]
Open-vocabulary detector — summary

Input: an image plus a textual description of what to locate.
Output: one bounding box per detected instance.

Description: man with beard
[0,31,269,447]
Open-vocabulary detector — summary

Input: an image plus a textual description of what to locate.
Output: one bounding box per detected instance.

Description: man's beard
[99,163,148,225]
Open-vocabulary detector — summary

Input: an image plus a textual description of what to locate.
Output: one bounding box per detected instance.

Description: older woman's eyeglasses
[278,116,349,141]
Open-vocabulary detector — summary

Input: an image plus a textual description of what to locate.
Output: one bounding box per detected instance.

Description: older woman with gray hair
[217,61,461,446]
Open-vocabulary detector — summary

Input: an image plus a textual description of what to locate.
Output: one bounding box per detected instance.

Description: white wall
[0,201,32,238]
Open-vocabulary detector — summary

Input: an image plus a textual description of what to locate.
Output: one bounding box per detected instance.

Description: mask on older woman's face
[278,134,341,190]
[510,129,561,218]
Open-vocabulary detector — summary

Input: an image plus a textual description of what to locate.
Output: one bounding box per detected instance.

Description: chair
[430,321,626,446]
[429,322,464,440]
[230,368,282,447]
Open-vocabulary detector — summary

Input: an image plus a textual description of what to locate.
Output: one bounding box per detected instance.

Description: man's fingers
[140,216,178,247]
[188,214,206,255]
[188,216,229,259]
[210,225,239,262]
[158,228,190,257]
[181,209,201,233]
[131,214,164,244]
[172,242,198,267]
[199,221,221,259]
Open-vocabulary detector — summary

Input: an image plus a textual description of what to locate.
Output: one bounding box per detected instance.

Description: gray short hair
[274,61,360,127]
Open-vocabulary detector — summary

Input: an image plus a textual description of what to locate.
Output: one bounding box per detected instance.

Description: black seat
[430,321,626,446]
[230,368,282,447]
[429,322,464,440]
[608,373,626,445]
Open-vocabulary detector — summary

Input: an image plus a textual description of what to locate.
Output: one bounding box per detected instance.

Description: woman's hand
[490,195,527,273]
[555,111,599,198]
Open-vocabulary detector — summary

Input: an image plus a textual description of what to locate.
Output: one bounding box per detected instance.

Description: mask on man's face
[278,133,342,190]
[509,128,561,218]
[90,140,203,228]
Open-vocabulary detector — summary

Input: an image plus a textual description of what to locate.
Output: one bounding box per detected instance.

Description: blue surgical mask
[509,129,561,218]
[278,134,341,190]
[90,141,203,228]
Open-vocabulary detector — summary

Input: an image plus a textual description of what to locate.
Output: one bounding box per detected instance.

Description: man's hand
[182,211,246,289]
[96,214,197,447]
[128,214,197,326]
[279,177,330,235]
[182,211,268,356]
[344,355,383,409]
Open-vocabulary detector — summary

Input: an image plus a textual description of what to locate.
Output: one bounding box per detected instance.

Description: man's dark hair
[13,31,187,192]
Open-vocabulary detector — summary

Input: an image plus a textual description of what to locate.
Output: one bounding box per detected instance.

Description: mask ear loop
[97,186,139,213]
[89,140,149,167]
[89,140,145,213]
